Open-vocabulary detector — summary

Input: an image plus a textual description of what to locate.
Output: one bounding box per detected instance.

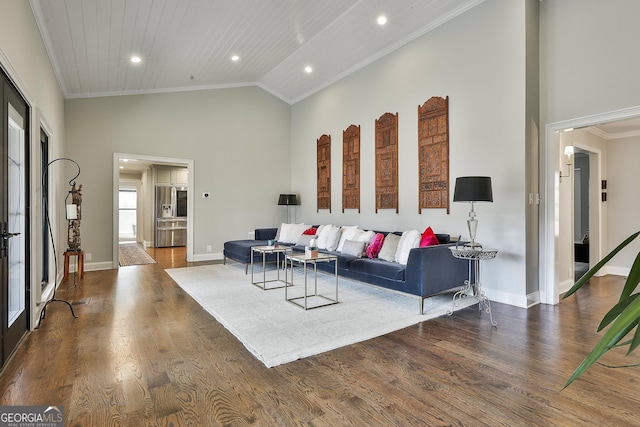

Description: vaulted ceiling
[30,0,484,104]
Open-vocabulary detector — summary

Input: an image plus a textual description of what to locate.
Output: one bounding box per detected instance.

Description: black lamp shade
[453,177,493,202]
[278,194,299,206]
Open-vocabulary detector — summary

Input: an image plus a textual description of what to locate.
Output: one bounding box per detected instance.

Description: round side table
[448,246,498,327]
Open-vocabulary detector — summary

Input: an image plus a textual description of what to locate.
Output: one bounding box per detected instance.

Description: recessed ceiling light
[304,66,313,73]
[130,56,142,63]
[231,55,240,61]
[377,15,387,26]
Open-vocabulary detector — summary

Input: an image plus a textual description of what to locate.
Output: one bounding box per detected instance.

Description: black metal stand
[38,158,81,323]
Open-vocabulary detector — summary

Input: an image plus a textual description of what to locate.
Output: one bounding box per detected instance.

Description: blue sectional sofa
[223,227,472,314]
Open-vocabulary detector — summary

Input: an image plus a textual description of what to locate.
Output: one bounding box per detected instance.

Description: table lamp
[453,176,493,248]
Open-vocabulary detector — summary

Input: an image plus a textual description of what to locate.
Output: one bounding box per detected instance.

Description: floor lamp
[40,158,81,320]
[278,194,299,223]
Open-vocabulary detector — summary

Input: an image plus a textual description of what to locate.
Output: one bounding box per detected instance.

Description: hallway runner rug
[119,243,157,266]
[165,263,476,368]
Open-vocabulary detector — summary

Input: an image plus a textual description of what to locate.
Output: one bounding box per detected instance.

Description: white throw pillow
[341,240,366,258]
[395,229,421,265]
[278,223,310,244]
[325,225,343,251]
[355,230,375,243]
[336,226,359,252]
[378,233,401,262]
[316,224,334,249]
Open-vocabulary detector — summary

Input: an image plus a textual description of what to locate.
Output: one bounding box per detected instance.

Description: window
[119,189,137,241]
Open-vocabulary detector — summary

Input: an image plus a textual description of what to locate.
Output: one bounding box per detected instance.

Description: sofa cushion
[379,233,401,262]
[336,225,359,252]
[366,233,384,258]
[342,240,366,257]
[420,226,439,247]
[396,230,421,265]
[297,234,314,247]
[278,223,311,244]
[317,225,342,251]
[349,258,405,281]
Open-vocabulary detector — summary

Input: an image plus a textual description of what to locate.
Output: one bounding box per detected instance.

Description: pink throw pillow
[419,226,439,247]
[366,233,385,258]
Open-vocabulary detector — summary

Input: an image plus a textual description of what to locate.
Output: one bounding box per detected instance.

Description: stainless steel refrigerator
[155,185,187,247]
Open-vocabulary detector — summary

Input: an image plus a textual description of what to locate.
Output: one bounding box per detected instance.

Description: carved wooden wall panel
[317,134,331,212]
[418,96,449,213]
[342,124,360,212]
[375,112,399,213]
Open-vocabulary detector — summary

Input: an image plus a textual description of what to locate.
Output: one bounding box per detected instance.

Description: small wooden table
[64,250,84,280]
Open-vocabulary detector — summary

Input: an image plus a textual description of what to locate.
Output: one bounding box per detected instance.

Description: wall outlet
[86,252,92,261]
[206,245,212,252]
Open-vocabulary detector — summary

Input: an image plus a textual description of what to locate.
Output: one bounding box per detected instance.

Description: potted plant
[562,231,640,388]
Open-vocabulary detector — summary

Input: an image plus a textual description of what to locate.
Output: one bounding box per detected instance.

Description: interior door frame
[112,153,194,268]
[541,105,640,304]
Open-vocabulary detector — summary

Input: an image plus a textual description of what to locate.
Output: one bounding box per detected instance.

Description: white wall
[0,0,66,326]
[290,0,530,306]
[540,0,640,125]
[607,136,640,274]
[65,87,291,263]
[540,0,640,302]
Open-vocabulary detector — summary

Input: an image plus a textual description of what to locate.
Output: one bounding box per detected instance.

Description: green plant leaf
[563,298,640,388]
[563,231,640,299]
[598,293,640,331]
[629,320,640,354]
[620,252,640,302]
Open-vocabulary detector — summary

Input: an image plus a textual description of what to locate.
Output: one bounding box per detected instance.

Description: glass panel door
[7,104,25,327]
[2,76,29,368]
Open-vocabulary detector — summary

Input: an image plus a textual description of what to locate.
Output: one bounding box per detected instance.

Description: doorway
[1,72,30,368]
[112,153,194,268]
[542,105,640,304]
[573,149,590,280]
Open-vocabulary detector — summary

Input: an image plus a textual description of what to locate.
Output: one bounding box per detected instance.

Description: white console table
[448,246,498,327]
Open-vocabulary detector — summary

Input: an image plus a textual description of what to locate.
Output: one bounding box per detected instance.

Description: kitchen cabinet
[155,166,188,185]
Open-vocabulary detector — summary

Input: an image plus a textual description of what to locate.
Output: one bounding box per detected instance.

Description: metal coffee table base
[285,253,338,310]
[251,246,292,290]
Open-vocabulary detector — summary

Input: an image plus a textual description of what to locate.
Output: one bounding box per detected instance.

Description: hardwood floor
[1,248,639,426]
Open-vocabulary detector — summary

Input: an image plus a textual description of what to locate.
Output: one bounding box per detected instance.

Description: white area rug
[165,263,476,368]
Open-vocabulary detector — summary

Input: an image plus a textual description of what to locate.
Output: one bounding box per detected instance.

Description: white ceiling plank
[106,0,126,92]
[30,0,488,103]
[64,0,92,93]
[95,0,113,92]
[80,0,100,93]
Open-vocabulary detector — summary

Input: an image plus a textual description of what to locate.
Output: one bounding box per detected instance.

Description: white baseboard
[192,252,224,262]
[603,265,630,277]
[526,291,541,308]
[484,287,529,308]
[559,278,574,295]
[85,261,114,271]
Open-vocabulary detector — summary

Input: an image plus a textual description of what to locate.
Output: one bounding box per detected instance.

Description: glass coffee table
[250,245,292,290]
[285,252,338,310]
